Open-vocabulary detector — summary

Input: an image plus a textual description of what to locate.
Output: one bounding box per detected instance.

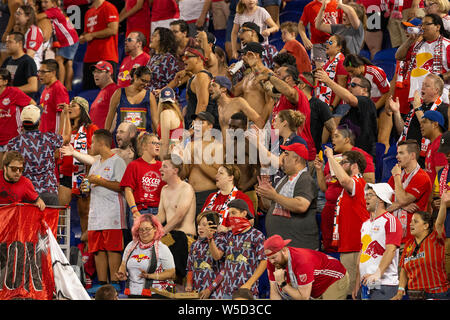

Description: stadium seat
[282,0,310,12]
[71,61,84,96]
[279,10,302,24]
[375,142,386,182]
[78,89,101,107]
[373,48,398,61]
[73,42,87,63]
[373,59,396,81]
[359,49,371,61]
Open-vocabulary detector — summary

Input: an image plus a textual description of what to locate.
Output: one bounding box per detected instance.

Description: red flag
[0,204,60,300]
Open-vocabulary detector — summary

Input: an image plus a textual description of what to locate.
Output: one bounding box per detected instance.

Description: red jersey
[45,7,78,47]
[201,190,255,226]
[282,40,311,74]
[388,167,432,243]
[424,134,447,184]
[59,124,99,177]
[272,86,316,160]
[267,247,347,298]
[89,82,119,128]
[300,0,342,44]
[117,52,150,88]
[0,87,32,145]
[84,1,119,63]
[24,25,43,53]
[400,229,449,293]
[364,65,390,103]
[0,170,39,204]
[151,0,180,22]
[334,175,370,252]
[120,158,166,209]
[39,80,69,133]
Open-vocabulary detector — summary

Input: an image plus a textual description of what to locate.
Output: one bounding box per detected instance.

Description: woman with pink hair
[116,214,176,297]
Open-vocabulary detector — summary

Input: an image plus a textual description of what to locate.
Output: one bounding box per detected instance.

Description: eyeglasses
[422,22,435,26]
[350,82,365,88]
[38,70,52,74]
[239,28,253,34]
[150,141,162,146]
[138,227,154,233]
[365,192,376,199]
[8,166,24,173]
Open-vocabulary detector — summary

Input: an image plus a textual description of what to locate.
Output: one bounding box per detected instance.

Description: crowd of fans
[0,0,449,301]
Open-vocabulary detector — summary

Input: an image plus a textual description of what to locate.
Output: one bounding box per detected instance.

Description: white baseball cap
[365,183,394,204]
[21,105,41,125]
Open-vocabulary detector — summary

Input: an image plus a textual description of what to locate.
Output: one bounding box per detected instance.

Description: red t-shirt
[39,80,69,133]
[271,86,316,160]
[282,40,312,74]
[45,7,78,47]
[267,247,347,298]
[300,0,342,44]
[0,87,32,145]
[151,0,180,22]
[59,124,99,176]
[117,52,150,88]
[89,82,119,128]
[387,167,432,243]
[0,170,39,204]
[120,158,166,209]
[425,134,447,184]
[335,175,370,252]
[84,1,119,63]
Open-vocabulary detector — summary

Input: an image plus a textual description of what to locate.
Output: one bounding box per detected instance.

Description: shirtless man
[209,76,265,132]
[228,112,260,214]
[158,154,197,283]
[196,31,219,77]
[232,42,274,127]
[180,111,223,215]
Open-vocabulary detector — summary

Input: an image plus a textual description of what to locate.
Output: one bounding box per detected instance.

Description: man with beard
[264,234,349,300]
[157,154,197,284]
[232,42,274,127]
[209,76,264,133]
[89,61,119,129]
[257,143,319,250]
[60,121,138,166]
[353,183,402,300]
[0,150,45,210]
[117,31,150,88]
[324,146,370,296]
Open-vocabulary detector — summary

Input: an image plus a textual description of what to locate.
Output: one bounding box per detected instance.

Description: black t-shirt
[1,54,37,88]
[402,102,449,145]
[309,97,333,153]
[341,96,378,157]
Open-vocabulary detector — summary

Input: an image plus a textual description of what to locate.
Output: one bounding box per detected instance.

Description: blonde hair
[431,0,450,13]
[157,100,184,126]
[278,110,306,132]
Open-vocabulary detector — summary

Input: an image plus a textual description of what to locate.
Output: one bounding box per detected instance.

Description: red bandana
[228,217,252,235]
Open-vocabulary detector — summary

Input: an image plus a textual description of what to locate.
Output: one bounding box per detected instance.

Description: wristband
[398,286,405,292]
[130,205,137,210]
[280,281,287,289]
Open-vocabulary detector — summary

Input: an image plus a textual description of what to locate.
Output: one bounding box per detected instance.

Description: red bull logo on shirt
[131,254,150,263]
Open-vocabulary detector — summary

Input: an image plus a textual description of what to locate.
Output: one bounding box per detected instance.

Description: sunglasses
[8,165,24,173]
[326,40,334,45]
[138,227,154,233]
[239,28,253,34]
[350,82,365,88]
[125,37,136,42]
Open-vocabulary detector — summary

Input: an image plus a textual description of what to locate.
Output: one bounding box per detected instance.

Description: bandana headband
[299,74,314,88]
[186,47,208,64]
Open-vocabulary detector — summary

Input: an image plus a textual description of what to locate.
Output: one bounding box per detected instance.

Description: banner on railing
[0,204,59,300]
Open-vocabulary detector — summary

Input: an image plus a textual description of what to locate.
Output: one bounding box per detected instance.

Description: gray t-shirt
[331,23,364,55]
[233,6,271,44]
[265,170,319,250]
[88,154,127,230]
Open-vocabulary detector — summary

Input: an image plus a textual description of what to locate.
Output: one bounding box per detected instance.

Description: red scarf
[228,217,252,235]
[439,164,450,196]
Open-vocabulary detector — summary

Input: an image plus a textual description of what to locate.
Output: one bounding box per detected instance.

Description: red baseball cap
[280,143,308,160]
[264,235,291,257]
[90,61,113,74]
